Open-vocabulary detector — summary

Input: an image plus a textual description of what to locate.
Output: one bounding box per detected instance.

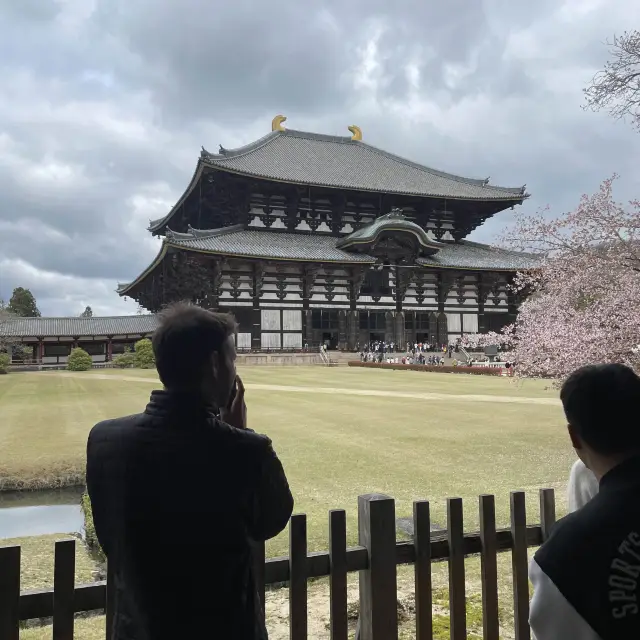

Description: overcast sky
[0,0,639,316]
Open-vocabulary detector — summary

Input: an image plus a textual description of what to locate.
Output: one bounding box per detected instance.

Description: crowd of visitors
[359,340,461,364]
[84,302,640,639]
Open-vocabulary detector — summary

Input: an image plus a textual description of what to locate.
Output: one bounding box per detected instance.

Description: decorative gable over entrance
[336,209,442,262]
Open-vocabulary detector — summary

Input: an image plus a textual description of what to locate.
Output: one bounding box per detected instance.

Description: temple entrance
[369,331,385,345]
[416,332,430,345]
[322,331,338,350]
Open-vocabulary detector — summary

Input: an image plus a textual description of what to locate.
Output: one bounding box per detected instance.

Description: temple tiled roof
[165,225,377,263]
[200,129,527,201]
[416,240,541,271]
[119,226,540,296]
[0,315,159,338]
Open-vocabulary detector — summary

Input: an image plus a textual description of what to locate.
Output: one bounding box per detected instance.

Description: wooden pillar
[338,310,347,350]
[436,272,445,314]
[384,311,394,345]
[394,263,403,313]
[394,311,404,350]
[38,338,44,363]
[347,310,358,350]
[303,310,313,348]
[106,338,113,362]
[252,263,264,351]
[302,265,317,348]
[477,274,487,333]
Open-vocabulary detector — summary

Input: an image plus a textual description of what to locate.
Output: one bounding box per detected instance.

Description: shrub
[67,347,93,371]
[113,348,135,368]
[0,352,10,374]
[81,492,105,562]
[134,338,155,369]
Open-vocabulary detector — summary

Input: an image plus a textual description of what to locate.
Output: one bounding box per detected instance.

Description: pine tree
[7,287,40,317]
[81,306,93,318]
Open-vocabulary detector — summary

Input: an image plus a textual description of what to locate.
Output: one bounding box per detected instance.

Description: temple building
[118,116,537,351]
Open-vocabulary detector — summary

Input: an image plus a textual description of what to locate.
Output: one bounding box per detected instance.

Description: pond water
[0,486,85,540]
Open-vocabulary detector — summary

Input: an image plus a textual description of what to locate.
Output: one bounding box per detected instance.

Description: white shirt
[567,459,599,512]
[529,460,602,640]
[529,559,601,640]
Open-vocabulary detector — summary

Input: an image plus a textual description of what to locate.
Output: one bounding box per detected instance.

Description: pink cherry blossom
[465,177,640,382]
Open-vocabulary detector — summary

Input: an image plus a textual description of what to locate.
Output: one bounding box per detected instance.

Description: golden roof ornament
[272,115,287,132]
[348,125,362,141]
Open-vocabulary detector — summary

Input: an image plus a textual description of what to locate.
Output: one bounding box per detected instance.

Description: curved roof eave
[147,161,206,234]
[117,242,169,296]
[199,161,528,203]
[162,242,377,265]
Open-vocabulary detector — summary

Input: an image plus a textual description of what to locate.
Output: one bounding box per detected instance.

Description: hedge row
[348,361,504,376]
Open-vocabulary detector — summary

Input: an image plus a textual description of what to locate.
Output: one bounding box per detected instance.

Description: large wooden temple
[119,116,537,351]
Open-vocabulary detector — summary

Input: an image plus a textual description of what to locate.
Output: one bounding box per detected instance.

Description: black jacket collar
[599,454,640,492]
[144,389,217,422]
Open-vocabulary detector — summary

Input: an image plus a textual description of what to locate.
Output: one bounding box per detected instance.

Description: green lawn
[0,367,567,638]
[0,366,568,555]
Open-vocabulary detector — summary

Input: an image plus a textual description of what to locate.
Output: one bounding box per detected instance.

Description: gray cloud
[0,0,640,315]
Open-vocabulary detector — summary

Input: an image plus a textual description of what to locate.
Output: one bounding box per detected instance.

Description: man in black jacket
[529,363,640,640]
[86,303,294,640]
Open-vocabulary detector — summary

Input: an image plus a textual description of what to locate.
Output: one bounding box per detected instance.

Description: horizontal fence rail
[0,488,557,640]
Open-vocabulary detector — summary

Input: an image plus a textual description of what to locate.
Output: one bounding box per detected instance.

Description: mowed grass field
[1,367,571,638]
[0,366,570,556]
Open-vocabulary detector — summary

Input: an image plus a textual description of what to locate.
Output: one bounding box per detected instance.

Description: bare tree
[584,31,640,129]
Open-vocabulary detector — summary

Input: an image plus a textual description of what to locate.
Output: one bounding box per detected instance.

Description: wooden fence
[0,489,557,640]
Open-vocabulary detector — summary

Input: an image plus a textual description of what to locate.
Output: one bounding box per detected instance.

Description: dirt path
[56,372,560,406]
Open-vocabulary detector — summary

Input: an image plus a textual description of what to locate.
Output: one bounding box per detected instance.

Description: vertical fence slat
[254,539,266,623]
[510,491,530,640]
[479,495,500,640]
[0,546,20,640]
[106,559,115,639]
[413,501,432,640]
[53,539,76,640]
[289,513,308,640]
[447,497,466,640]
[539,488,556,542]
[357,494,398,640]
[329,510,348,640]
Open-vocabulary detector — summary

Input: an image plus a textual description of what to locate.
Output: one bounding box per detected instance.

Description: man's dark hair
[560,363,640,455]
[152,302,237,389]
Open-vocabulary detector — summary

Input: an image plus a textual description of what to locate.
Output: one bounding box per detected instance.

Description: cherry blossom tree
[482,177,640,380]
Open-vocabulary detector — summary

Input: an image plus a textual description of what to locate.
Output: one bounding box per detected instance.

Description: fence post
[356,493,398,640]
[53,539,76,640]
[479,494,499,640]
[0,546,20,640]
[510,491,530,640]
[539,488,556,542]
[413,500,432,640]
[329,509,348,640]
[289,514,308,640]
[447,497,466,640]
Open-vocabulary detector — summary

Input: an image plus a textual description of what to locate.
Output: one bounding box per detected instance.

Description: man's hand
[220,375,247,430]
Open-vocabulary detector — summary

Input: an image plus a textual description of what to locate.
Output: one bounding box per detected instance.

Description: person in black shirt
[530,363,640,640]
[86,303,293,640]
